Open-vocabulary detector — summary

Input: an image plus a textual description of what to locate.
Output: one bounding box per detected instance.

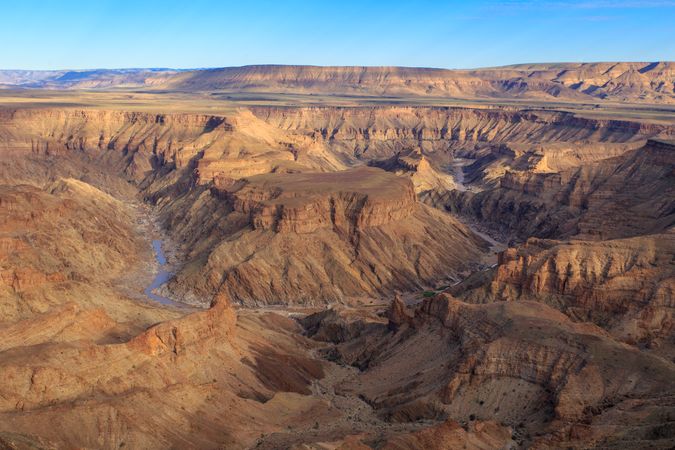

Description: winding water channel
[143,239,184,307]
[137,159,503,310]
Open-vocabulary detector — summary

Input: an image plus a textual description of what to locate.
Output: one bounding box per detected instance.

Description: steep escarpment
[1,107,672,306]
[250,106,671,152]
[249,106,672,196]
[160,63,675,104]
[224,167,416,233]
[425,139,675,241]
[4,63,674,104]
[1,93,674,449]
[157,167,490,305]
[2,106,671,306]
[0,108,236,181]
[3,106,669,195]
[422,140,675,357]
[452,234,675,354]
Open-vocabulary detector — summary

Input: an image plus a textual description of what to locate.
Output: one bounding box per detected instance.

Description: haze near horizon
[1,0,674,70]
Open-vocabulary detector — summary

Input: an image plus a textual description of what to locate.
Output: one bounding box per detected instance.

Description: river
[143,239,191,308]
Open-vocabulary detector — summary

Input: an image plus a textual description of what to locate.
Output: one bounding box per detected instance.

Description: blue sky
[1,0,674,70]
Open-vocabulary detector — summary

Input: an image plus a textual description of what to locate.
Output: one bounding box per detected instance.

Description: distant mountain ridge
[1,62,673,103]
[0,68,183,89]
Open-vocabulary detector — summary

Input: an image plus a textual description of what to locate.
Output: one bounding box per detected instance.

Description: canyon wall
[2,106,670,189]
[1,106,671,305]
[158,170,489,305]
[161,63,675,103]
[455,235,674,349]
[425,139,675,240]
[1,98,674,448]
[4,62,674,104]
[301,294,675,448]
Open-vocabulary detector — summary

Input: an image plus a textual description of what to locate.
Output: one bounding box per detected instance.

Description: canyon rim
[1,1,674,449]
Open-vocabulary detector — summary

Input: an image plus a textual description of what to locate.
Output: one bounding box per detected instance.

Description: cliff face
[369,149,457,192]
[301,294,675,448]
[159,168,489,305]
[2,106,670,190]
[455,234,675,349]
[427,142,674,354]
[224,167,417,234]
[4,63,674,104]
[250,106,671,149]
[426,139,675,240]
[160,63,675,104]
[0,108,237,181]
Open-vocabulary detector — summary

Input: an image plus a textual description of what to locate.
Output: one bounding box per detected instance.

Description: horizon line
[1,60,672,73]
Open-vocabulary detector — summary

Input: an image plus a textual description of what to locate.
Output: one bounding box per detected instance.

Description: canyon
[0,64,673,449]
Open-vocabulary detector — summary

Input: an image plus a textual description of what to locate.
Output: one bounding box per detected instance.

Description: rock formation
[379,419,515,450]
[0,90,674,449]
[224,167,417,234]
[3,62,674,103]
[451,234,675,355]
[302,294,675,448]
[0,180,154,325]
[162,167,489,305]
[425,139,675,241]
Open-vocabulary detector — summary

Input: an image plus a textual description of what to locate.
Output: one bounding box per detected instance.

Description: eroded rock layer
[161,167,489,305]
[425,139,675,240]
[301,294,675,448]
[0,100,673,449]
[223,167,417,234]
[4,62,675,104]
[450,234,675,354]
[159,63,675,104]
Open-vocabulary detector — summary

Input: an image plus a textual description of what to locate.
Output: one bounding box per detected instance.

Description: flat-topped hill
[222,167,417,234]
[162,62,675,104]
[2,62,673,104]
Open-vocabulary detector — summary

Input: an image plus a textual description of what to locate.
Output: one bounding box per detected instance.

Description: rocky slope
[425,139,675,241]
[449,233,675,356]
[0,179,166,327]
[301,294,675,448]
[1,100,674,448]
[0,291,348,449]
[157,167,489,305]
